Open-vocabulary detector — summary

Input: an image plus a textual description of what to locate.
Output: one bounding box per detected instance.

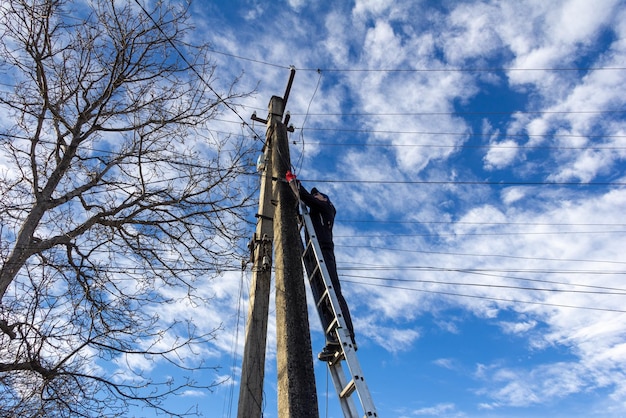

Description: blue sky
[175,1,626,417]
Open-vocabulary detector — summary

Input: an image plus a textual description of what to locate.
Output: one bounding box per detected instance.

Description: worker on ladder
[288,172,379,418]
[287,171,356,361]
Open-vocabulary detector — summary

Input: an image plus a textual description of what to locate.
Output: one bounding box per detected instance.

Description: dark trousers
[322,247,355,339]
[305,243,355,344]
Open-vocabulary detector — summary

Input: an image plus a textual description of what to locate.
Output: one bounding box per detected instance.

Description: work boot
[318,342,341,361]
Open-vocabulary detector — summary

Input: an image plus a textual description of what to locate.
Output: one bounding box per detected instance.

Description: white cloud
[352,0,396,20]
[501,187,526,204]
[323,11,353,66]
[443,2,504,64]
[363,20,405,68]
[482,362,596,407]
[456,204,506,229]
[180,389,206,398]
[412,402,457,416]
[499,320,537,334]
[500,0,618,83]
[433,358,457,370]
[359,314,420,353]
[549,148,614,182]
[286,0,305,10]
[484,139,520,170]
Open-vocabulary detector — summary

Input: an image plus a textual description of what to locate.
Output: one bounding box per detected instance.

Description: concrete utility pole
[236,110,275,418]
[237,69,318,418]
[270,94,319,418]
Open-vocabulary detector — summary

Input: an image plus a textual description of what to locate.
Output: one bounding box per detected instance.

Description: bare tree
[0,0,256,416]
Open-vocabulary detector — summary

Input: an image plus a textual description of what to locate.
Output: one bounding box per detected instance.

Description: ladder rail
[299,202,378,418]
[300,212,347,336]
[329,358,360,418]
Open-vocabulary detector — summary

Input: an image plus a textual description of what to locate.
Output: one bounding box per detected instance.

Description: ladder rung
[339,379,356,399]
[324,317,338,335]
[315,289,329,308]
[304,264,319,283]
[303,242,314,258]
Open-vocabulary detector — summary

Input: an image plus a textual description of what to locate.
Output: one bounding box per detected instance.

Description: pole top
[268,95,285,117]
[283,67,296,106]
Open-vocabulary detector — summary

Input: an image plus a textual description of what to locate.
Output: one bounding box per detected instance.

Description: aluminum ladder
[299,202,378,418]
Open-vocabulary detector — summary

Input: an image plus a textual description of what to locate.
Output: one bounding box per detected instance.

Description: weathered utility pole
[270,94,319,418]
[237,69,318,417]
[236,109,275,418]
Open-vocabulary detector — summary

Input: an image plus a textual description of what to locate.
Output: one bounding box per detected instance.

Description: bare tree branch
[0,0,258,416]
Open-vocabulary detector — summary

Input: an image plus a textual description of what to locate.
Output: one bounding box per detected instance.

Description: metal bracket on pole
[251,111,268,124]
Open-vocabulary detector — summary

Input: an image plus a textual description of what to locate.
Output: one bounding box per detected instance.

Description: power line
[293,69,323,174]
[207,117,626,146]
[337,220,626,227]
[303,67,626,73]
[306,178,626,186]
[337,230,626,239]
[341,273,626,295]
[342,278,626,313]
[300,141,626,151]
[337,244,626,266]
[226,106,626,120]
[290,110,626,116]
[338,260,626,287]
[210,110,626,149]
[205,47,626,73]
[251,171,626,187]
[208,48,292,70]
[342,265,626,277]
[341,230,626,238]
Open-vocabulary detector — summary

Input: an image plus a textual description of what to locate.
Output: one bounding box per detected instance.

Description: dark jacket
[299,185,336,247]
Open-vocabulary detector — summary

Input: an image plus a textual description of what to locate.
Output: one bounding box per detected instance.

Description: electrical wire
[324,366,330,418]
[293,69,323,174]
[337,244,626,265]
[301,66,626,73]
[205,47,626,73]
[223,263,247,418]
[289,110,626,116]
[336,220,626,226]
[297,141,626,151]
[342,278,626,313]
[345,230,626,237]
[339,230,626,238]
[227,105,626,131]
[169,119,626,152]
[340,272,626,294]
[301,178,626,186]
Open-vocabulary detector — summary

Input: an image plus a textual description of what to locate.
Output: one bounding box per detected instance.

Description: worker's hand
[286,170,296,183]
